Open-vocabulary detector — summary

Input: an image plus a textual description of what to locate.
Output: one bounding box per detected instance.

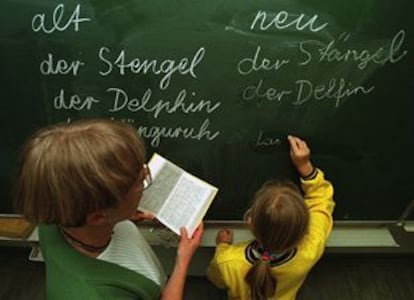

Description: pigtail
[245,260,276,300]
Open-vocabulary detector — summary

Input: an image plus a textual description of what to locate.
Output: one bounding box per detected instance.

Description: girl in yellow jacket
[207,135,335,300]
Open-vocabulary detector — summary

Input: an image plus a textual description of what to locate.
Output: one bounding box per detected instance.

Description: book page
[157,174,216,236]
[138,155,182,214]
[138,153,218,236]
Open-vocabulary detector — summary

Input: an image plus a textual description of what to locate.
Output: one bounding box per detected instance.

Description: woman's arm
[160,223,204,300]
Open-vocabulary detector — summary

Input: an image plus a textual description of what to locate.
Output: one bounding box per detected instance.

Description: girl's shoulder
[214,240,252,263]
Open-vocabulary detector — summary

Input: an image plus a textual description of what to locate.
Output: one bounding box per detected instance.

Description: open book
[138,153,218,236]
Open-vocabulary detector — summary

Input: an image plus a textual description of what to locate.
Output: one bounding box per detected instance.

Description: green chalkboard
[1,0,413,221]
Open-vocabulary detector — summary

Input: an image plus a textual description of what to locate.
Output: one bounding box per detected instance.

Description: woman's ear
[85,211,109,226]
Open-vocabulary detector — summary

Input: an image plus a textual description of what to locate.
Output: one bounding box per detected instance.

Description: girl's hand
[287,135,314,178]
[216,229,233,245]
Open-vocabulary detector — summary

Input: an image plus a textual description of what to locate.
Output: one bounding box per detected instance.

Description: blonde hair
[244,179,309,300]
[14,119,146,227]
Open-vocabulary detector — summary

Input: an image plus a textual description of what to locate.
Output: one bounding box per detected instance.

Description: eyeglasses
[142,164,152,190]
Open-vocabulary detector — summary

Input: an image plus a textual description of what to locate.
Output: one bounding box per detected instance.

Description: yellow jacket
[207,169,335,300]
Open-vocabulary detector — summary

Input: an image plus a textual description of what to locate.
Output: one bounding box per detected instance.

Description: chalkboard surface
[1,0,413,221]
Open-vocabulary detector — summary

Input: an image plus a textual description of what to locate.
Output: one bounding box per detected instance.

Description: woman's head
[14,119,146,227]
[245,179,309,253]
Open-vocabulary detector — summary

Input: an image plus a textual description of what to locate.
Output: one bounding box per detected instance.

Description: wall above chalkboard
[1,0,413,221]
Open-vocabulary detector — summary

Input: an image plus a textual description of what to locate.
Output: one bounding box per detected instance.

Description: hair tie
[249,242,280,265]
[260,250,278,264]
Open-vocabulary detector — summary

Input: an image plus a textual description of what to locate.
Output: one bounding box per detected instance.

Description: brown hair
[14,119,146,227]
[244,179,309,300]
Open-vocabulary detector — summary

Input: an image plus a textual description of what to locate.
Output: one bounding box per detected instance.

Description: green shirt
[39,225,161,300]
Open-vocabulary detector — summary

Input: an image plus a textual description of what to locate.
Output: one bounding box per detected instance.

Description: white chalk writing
[250,10,328,32]
[53,89,100,110]
[240,77,375,107]
[40,53,84,75]
[27,3,410,148]
[107,87,221,119]
[255,131,282,147]
[98,46,205,90]
[31,4,90,34]
[137,119,220,147]
[299,30,408,69]
[294,78,375,107]
[242,79,292,104]
[237,46,290,75]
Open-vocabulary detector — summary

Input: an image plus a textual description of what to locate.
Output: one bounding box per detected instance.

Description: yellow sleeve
[206,243,230,289]
[301,169,335,250]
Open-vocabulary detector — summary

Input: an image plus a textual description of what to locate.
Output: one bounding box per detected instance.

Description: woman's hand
[129,211,156,223]
[161,223,204,300]
[176,223,204,268]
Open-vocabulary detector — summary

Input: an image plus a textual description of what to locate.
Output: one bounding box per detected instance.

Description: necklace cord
[58,226,111,253]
